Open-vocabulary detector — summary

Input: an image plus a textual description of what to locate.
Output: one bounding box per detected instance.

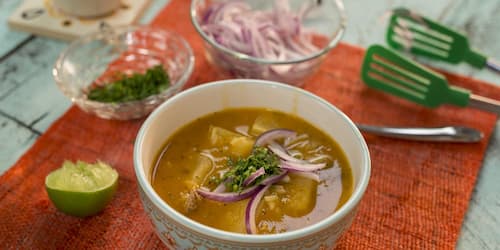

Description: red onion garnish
[267,141,305,163]
[307,154,332,163]
[213,181,227,193]
[197,185,262,202]
[260,170,289,186]
[245,167,288,234]
[243,167,266,186]
[245,184,271,234]
[280,160,326,172]
[254,128,296,147]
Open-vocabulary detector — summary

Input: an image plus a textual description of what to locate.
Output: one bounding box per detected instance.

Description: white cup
[52,0,122,17]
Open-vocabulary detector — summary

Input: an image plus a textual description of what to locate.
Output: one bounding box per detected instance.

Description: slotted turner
[386,8,500,73]
[361,45,500,114]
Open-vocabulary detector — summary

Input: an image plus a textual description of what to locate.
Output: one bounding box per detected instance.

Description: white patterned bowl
[134,79,371,249]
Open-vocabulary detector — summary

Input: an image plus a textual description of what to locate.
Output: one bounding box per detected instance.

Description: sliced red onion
[260,170,288,186]
[307,154,332,163]
[244,168,289,234]
[307,145,327,154]
[245,184,271,234]
[243,167,266,186]
[200,150,227,164]
[280,160,326,172]
[202,1,250,25]
[284,133,308,147]
[285,140,309,150]
[254,129,296,147]
[213,181,228,193]
[199,152,216,166]
[287,149,304,160]
[197,185,262,203]
[267,142,304,163]
[199,0,322,81]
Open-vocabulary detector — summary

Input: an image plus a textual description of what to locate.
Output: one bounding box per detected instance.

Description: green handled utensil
[386,7,500,73]
[361,44,500,114]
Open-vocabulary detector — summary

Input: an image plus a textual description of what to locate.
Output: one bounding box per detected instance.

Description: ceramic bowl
[134,79,370,249]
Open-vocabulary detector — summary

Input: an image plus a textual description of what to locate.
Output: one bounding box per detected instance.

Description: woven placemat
[1,0,499,249]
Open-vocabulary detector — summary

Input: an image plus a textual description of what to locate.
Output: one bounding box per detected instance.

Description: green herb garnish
[221,147,280,192]
[87,64,170,103]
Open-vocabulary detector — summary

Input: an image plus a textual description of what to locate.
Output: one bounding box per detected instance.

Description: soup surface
[152,108,353,234]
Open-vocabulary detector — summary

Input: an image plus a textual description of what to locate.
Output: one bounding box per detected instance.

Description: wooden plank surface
[0,0,32,58]
[0,0,498,248]
[0,0,171,171]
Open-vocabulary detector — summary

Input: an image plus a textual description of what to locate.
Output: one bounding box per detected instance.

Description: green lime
[45,160,119,217]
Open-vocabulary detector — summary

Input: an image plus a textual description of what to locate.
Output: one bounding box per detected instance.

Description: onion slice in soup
[245,169,288,234]
[213,181,228,193]
[254,128,296,147]
[280,160,326,172]
[245,184,271,234]
[243,167,266,186]
[267,141,305,163]
[260,170,288,186]
[197,185,262,202]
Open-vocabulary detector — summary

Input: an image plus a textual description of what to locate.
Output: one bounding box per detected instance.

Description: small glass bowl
[53,25,195,120]
[190,0,346,87]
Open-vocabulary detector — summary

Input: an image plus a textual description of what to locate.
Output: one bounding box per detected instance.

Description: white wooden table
[1,0,499,248]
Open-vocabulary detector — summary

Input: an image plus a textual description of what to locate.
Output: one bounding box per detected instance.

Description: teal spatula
[386,8,500,73]
[361,45,500,114]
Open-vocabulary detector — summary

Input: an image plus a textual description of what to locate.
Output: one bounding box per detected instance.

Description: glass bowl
[190,0,346,87]
[53,25,195,120]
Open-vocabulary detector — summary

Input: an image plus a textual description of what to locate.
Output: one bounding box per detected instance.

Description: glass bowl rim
[190,0,347,65]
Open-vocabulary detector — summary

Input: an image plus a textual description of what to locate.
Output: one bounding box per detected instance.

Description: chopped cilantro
[221,146,280,192]
[88,64,170,103]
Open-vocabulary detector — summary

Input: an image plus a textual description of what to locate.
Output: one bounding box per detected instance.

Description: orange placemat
[1,0,499,249]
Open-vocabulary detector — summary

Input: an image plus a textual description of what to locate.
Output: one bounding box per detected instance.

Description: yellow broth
[151,108,353,234]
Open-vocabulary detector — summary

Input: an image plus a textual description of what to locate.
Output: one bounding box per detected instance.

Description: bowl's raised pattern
[138,187,358,249]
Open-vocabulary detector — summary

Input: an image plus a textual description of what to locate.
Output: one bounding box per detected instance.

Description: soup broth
[152,108,353,234]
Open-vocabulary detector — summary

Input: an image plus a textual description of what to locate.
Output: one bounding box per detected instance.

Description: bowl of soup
[134,79,370,249]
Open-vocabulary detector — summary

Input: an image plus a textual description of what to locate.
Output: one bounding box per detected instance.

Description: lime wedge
[45,160,119,217]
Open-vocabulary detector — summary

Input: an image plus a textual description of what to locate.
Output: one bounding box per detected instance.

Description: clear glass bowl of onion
[190,0,346,87]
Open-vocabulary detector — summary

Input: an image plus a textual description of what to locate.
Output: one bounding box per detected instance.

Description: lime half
[45,160,119,217]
